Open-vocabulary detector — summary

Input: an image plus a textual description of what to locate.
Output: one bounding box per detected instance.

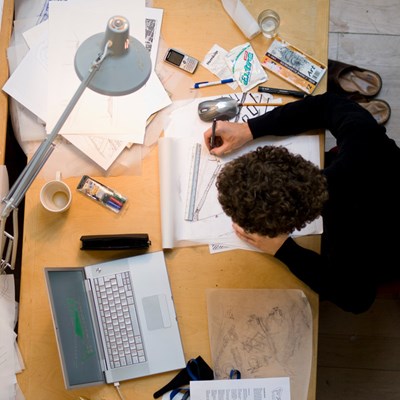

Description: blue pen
[106,200,121,211]
[193,78,235,89]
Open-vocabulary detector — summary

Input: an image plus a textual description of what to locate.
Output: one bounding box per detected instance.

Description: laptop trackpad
[142,294,171,330]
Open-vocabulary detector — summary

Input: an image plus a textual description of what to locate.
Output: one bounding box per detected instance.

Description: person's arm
[275,238,376,314]
[232,223,289,254]
[204,92,380,156]
[248,92,378,141]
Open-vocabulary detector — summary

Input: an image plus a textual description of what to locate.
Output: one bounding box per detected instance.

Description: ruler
[193,163,221,221]
[185,143,202,221]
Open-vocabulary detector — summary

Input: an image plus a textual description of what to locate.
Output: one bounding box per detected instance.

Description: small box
[261,36,327,94]
[77,175,127,213]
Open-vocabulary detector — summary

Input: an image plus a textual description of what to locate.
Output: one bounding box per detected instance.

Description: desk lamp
[0,16,152,273]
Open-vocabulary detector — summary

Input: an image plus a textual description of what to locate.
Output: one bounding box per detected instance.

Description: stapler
[80,234,151,250]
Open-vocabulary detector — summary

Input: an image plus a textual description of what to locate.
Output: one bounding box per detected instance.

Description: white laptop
[44,251,185,389]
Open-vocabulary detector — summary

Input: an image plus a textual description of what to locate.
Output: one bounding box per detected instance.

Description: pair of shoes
[328,59,391,125]
[328,59,382,98]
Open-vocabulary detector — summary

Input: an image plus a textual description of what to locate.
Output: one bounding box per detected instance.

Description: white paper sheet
[190,377,291,400]
[0,275,25,400]
[159,95,322,249]
[2,29,48,122]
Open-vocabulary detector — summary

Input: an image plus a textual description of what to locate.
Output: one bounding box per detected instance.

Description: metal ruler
[184,143,202,221]
[193,163,221,221]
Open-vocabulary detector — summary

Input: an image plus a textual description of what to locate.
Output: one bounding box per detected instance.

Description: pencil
[240,102,287,107]
[210,119,217,149]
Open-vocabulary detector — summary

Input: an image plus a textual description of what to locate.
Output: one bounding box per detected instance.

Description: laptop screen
[46,269,105,388]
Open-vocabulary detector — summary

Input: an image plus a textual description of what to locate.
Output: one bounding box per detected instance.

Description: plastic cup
[258,9,280,38]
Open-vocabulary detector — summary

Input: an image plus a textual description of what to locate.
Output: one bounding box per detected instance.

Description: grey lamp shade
[74,16,152,96]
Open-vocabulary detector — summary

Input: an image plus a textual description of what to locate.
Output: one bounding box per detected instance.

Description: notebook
[44,251,185,389]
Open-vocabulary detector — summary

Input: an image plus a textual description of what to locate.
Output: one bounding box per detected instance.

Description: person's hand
[203,120,253,156]
[232,223,289,255]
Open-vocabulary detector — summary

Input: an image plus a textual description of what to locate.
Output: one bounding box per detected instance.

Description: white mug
[40,171,72,213]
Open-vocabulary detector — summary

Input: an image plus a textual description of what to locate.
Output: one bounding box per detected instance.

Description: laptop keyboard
[93,271,147,369]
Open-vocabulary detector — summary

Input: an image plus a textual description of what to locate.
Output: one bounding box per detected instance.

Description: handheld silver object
[198,97,239,122]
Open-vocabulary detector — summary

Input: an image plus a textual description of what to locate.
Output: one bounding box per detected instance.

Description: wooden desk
[0,0,14,163]
[17,1,329,399]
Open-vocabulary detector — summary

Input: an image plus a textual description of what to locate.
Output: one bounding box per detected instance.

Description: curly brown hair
[216,146,328,237]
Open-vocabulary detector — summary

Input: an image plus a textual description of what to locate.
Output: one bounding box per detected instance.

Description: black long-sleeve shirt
[247,92,400,313]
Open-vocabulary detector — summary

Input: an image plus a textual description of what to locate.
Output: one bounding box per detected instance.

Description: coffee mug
[40,171,72,213]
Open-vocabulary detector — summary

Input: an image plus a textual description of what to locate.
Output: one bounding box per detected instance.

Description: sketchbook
[158,94,322,250]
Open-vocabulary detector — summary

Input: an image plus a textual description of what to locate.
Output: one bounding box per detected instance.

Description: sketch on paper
[185,144,223,222]
[193,156,222,222]
[207,289,313,400]
[145,17,157,53]
[37,0,67,25]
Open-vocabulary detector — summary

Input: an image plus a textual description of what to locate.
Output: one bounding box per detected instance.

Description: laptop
[44,251,185,389]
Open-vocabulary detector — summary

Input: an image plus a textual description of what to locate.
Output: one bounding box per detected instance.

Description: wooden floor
[326,0,400,151]
[317,2,400,398]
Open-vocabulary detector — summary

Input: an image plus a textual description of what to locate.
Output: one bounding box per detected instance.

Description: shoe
[328,59,382,98]
[351,95,391,125]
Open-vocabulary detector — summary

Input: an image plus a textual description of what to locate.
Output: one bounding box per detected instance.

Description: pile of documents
[0,275,25,400]
[3,0,170,171]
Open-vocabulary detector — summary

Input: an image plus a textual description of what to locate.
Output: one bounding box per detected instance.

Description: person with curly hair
[204,92,400,313]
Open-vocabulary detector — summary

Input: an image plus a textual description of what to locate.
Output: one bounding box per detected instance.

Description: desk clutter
[2,0,326,174]
[1,0,326,399]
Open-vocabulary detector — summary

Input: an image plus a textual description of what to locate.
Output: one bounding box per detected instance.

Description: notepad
[261,36,327,94]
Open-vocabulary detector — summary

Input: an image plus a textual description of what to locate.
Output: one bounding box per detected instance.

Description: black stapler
[80,234,151,250]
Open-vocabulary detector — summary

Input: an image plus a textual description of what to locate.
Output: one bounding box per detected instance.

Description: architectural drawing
[207,289,312,400]
[192,154,223,222]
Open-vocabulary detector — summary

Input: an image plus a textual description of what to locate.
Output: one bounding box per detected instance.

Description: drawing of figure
[209,290,312,389]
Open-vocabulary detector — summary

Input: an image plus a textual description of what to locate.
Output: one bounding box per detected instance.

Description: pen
[106,200,121,211]
[193,78,235,89]
[210,119,217,149]
[240,102,287,107]
[109,196,124,207]
[258,86,307,98]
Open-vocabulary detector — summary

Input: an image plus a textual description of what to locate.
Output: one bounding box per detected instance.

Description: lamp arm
[0,41,112,274]
[1,48,108,219]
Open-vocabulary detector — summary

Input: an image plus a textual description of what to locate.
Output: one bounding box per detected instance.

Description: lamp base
[74,33,152,96]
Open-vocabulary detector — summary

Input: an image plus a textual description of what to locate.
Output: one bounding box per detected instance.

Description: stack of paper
[0,275,25,400]
[3,0,170,170]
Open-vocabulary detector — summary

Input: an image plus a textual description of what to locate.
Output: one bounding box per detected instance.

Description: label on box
[261,36,327,94]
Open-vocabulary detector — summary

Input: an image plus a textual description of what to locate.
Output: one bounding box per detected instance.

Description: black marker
[258,86,307,98]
